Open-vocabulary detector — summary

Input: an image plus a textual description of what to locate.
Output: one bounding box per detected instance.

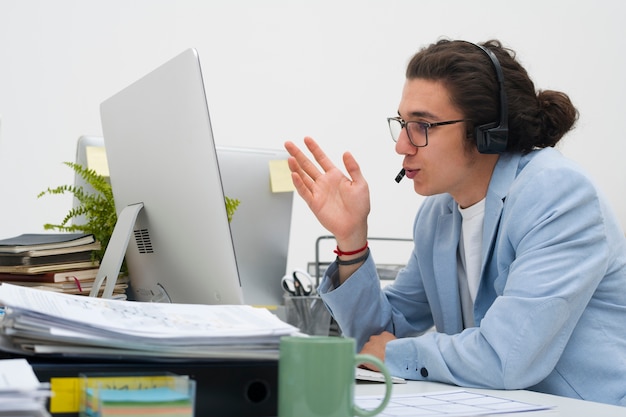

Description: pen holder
[283,294,331,336]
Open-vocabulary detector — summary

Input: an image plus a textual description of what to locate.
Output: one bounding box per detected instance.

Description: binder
[26,356,278,417]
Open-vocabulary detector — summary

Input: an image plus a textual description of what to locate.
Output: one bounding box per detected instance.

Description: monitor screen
[99,48,243,305]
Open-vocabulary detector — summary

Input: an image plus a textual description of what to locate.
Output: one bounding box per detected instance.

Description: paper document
[356,390,553,416]
[0,283,298,359]
[356,367,406,384]
[0,358,41,390]
[0,358,51,416]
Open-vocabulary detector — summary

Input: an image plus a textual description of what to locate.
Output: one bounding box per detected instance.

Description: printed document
[0,283,298,359]
[356,390,553,416]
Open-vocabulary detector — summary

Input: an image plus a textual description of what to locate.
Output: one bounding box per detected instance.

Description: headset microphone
[395,168,405,183]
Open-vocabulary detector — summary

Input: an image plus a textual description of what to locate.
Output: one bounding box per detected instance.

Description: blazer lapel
[475,153,522,322]
[432,199,464,334]
[481,153,522,272]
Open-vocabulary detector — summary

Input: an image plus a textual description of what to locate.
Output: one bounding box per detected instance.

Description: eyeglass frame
[387,116,467,147]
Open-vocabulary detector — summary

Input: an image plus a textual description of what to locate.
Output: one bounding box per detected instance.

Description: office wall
[1,0,625,275]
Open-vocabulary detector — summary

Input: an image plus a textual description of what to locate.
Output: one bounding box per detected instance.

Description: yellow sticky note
[269,159,295,193]
[86,146,110,177]
[50,377,81,413]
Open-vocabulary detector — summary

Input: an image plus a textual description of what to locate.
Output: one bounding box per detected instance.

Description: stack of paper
[0,358,52,417]
[0,284,298,360]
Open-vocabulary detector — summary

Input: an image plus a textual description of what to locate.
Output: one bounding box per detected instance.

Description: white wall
[1,0,625,275]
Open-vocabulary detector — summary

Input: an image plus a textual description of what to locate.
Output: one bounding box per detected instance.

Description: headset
[473,43,509,154]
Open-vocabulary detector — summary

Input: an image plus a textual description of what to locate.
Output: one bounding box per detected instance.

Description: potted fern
[39,162,241,263]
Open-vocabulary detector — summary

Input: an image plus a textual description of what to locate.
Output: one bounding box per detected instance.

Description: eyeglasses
[387,117,467,147]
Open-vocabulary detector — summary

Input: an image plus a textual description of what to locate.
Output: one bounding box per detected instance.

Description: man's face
[395,78,496,207]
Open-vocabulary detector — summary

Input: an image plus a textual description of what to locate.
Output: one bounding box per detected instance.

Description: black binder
[25,355,278,417]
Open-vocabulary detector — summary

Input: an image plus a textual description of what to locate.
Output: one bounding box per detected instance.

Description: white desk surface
[355,380,625,416]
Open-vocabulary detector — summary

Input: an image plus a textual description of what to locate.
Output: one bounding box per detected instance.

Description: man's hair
[406,39,578,153]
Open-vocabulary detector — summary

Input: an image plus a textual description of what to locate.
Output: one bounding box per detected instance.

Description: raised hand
[284,137,370,249]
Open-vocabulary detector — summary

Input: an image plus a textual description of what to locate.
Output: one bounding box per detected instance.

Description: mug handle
[353,354,393,417]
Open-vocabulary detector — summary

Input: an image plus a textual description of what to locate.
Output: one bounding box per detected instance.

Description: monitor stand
[89,203,144,298]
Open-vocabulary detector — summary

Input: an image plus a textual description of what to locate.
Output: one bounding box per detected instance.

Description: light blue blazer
[319,148,626,406]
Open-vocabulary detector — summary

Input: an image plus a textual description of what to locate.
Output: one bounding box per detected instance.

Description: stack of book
[0,233,127,297]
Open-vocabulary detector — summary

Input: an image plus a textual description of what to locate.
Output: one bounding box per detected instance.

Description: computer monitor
[99,48,243,305]
[217,146,293,307]
[74,137,294,307]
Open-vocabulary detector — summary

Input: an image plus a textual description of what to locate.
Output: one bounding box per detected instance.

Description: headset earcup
[475,123,507,154]
[475,123,493,154]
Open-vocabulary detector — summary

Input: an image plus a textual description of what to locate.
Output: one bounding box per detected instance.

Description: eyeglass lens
[388,118,427,147]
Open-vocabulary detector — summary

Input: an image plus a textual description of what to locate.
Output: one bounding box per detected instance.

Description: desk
[355,380,625,416]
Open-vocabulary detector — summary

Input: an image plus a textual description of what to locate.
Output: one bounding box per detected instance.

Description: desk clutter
[0,233,127,298]
[0,280,297,416]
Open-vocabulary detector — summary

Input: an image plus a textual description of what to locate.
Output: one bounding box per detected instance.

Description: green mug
[278,336,392,417]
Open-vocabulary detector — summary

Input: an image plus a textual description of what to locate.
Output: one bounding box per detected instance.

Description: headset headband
[473,43,509,154]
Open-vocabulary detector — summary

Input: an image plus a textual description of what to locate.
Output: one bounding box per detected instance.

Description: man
[284,39,626,406]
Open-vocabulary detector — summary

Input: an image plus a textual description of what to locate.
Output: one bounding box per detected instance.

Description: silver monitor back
[100,48,243,305]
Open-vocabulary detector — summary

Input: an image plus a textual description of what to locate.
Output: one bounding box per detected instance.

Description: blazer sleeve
[319,239,435,350]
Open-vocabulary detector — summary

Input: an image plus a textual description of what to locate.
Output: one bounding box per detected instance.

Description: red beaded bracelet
[333,241,369,256]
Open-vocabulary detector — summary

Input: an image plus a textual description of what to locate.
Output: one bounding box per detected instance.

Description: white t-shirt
[457,198,486,328]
